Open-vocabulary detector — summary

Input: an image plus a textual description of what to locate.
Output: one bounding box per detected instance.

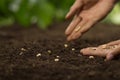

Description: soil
[0,21,120,80]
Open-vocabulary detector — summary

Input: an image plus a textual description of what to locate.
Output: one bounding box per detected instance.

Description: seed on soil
[19,52,23,55]
[56,56,59,58]
[21,48,27,51]
[48,50,51,53]
[89,56,94,59]
[36,53,41,57]
[72,48,75,51]
[64,44,68,48]
[54,58,59,62]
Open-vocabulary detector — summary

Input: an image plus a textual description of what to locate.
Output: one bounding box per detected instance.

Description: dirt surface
[0,21,120,80]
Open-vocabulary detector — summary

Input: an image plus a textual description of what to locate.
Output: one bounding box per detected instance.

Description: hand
[80,40,120,61]
[65,0,116,41]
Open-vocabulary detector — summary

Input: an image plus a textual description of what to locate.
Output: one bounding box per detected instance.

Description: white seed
[72,48,75,51]
[48,50,51,53]
[21,48,27,51]
[75,26,82,32]
[89,56,94,59]
[111,45,118,49]
[36,53,41,57]
[54,58,59,62]
[64,44,68,48]
[56,56,60,58]
[19,52,23,55]
[101,45,107,49]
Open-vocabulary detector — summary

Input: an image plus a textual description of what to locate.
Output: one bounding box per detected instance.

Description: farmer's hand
[65,0,116,41]
[80,40,120,61]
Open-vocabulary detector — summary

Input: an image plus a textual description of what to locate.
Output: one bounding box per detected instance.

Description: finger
[70,19,95,40]
[65,15,82,36]
[106,45,120,60]
[67,19,86,41]
[107,40,120,46]
[80,47,109,57]
[66,0,83,19]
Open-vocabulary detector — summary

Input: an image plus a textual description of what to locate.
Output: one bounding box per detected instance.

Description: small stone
[54,58,59,62]
[21,48,27,51]
[78,54,82,57]
[72,48,75,51]
[89,56,94,59]
[64,44,68,48]
[36,53,41,57]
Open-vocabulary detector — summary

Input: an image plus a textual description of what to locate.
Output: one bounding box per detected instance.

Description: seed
[111,45,118,49]
[36,53,41,57]
[54,58,59,62]
[21,48,27,51]
[89,56,94,59]
[101,45,107,49]
[56,56,60,58]
[48,50,51,53]
[75,26,82,32]
[72,48,75,51]
[19,52,23,55]
[64,44,68,48]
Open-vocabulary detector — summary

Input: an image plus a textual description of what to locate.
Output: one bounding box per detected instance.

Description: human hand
[80,40,120,61]
[65,0,116,41]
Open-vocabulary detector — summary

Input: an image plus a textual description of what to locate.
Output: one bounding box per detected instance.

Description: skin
[65,0,120,60]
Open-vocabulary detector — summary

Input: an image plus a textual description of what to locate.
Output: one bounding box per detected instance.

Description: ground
[0,21,120,80]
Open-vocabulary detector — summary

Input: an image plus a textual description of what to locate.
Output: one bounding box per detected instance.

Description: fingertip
[106,53,114,61]
[72,33,82,40]
[65,13,71,19]
[65,15,69,19]
[67,36,72,41]
[65,30,70,36]
[80,49,84,53]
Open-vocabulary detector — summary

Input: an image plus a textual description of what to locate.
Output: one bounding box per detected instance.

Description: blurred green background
[0,0,120,29]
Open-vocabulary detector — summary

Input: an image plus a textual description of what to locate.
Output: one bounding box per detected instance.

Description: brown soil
[0,21,120,80]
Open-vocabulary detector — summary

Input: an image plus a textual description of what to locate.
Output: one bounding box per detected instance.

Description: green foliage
[0,0,120,28]
[0,0,73,28]
[104,2,120,25]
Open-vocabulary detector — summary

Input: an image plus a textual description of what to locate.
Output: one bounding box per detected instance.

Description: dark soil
[0,21,120,80]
